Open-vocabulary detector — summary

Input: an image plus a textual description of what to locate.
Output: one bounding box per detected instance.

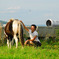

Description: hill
[0,20,7,24]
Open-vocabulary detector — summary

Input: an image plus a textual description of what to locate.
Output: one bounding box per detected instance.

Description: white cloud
[9,11,16,13]
[0,10,16,13]
[44,13,53,17]
[0,6,20,13]
[7,6,20,10]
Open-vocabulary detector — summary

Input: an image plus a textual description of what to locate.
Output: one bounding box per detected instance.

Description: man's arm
[28,36,37,41]
[20,20,29,32]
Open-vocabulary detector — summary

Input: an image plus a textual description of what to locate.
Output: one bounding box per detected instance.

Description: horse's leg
[9,37,12,48]
[10,41,11,48]
[7,39,9,48]
[14,35,18,48]
[11,38,14,45]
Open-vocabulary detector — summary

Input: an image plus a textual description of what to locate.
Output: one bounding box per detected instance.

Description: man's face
[31,26,35,32]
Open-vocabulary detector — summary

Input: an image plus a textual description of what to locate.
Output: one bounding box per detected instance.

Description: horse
[4,18,24,48]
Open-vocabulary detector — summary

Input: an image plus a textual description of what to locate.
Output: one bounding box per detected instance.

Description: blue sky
[0,0,59,26]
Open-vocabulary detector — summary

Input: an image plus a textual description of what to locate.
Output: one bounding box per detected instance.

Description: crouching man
[20,20,41,47]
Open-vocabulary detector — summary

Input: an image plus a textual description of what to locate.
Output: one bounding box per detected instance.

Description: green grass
[0,40,59,59]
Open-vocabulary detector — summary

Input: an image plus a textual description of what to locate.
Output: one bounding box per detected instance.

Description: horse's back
[12,20,21,34]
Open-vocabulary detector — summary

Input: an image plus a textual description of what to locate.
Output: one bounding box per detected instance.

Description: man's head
[31,24,37,32]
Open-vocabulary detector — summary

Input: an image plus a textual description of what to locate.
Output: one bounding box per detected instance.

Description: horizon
[0,19,46,26]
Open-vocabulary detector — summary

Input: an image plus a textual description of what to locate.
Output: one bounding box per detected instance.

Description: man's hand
[25,40,29,43]
[24,40,29,45]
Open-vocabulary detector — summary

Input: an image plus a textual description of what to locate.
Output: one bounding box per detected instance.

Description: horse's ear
[10,18,14,20]
[8,18,14,22]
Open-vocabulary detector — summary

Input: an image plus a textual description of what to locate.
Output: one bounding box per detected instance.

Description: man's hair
[31,24,37,29]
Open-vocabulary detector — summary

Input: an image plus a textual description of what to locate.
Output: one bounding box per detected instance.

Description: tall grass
[0,25,2,46]
[0,39,59,59]
[0,28,1,40]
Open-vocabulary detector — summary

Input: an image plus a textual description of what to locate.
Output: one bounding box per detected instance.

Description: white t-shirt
[28,29,40,42]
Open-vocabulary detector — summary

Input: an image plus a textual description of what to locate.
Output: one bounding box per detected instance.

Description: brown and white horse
[4,19,24,48]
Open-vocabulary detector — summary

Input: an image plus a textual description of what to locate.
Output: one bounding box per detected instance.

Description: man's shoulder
[34,30,38,34]
[34,30,37,33]
[28,29,31,33]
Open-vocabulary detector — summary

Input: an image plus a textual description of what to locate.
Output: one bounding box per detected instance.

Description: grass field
[0,28,59,59]
[0,38,59,59]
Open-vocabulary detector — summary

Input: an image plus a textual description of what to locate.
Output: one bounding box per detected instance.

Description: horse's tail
[18,22,24,47]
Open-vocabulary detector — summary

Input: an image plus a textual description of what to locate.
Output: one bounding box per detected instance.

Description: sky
[0,0,59,26]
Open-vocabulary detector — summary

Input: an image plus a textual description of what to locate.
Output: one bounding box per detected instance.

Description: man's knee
[30,41,34,44]
[37,42,41,46]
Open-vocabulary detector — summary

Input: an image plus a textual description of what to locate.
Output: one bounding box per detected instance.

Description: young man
[20,20,41,47]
